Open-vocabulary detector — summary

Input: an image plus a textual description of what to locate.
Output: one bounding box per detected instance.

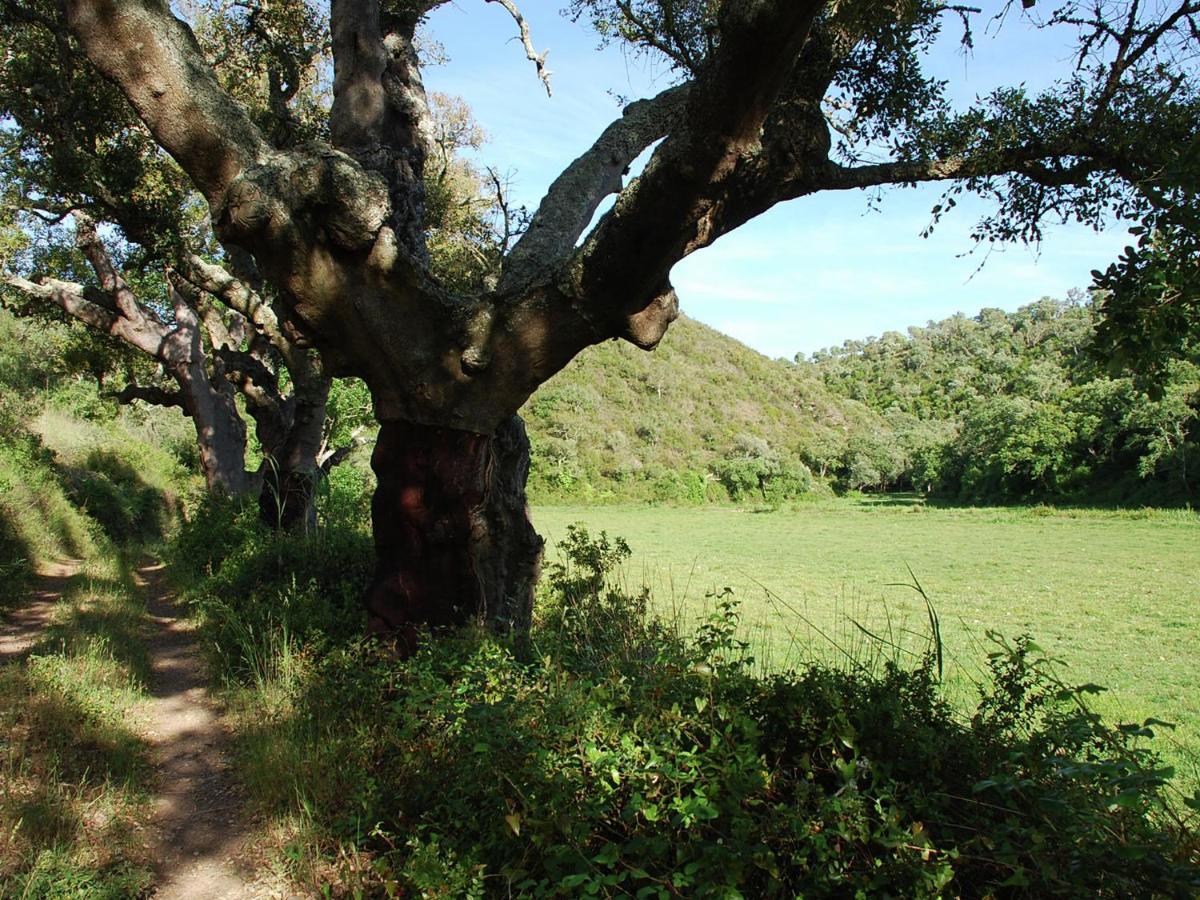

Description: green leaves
[566,0,720,75]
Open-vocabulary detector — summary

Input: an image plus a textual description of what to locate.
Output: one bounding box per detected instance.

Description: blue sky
[421,1,1133,359]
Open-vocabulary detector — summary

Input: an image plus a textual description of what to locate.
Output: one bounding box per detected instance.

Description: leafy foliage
[1094,222,1200,391]
[175,521,1200,897]
[801,297,1199,503]
[522,316,864,504]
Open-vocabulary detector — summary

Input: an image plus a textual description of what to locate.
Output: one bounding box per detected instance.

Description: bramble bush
[171,516,1200,897]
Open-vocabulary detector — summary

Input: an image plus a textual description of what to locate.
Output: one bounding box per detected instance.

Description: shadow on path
[0,560,82,662]
[135,562,290,900]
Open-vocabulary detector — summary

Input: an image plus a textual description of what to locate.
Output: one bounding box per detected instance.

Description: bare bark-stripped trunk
[366,414,542,652]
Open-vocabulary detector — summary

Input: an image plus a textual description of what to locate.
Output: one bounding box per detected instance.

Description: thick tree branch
[64,0,269,212]
[817,151,1100,193]
[330,0,390,152]
[564,0,826,343]
[195,294,247,352]
[181,254,290,353]
[3,230,174,359]
[73,213,147,323]
[2,272,119,333]
[116,382,187,411]
[500,83,690,291]
[328,0,433,251]
[216,345,287,411]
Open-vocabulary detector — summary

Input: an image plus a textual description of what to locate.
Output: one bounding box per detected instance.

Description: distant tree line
[798,295,1198,505]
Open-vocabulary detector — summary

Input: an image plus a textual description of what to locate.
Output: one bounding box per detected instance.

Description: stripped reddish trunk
[366,414,543,651]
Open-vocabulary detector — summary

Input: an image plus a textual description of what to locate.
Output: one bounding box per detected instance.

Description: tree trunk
[365,414,544,652]
[175,358,256,498]
[258,388,330,531]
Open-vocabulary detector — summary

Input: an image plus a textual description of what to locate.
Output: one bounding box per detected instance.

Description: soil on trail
[134,561,290,900]
[0,560,80,661]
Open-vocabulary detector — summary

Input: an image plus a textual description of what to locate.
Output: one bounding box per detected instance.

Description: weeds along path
[0,559,81,660]
[134,560,286,900]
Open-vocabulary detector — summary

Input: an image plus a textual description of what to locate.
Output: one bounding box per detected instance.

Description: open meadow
[535,499,1200,777]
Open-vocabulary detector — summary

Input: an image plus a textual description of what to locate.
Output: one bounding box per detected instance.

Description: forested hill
[798,298,1199,505]
[522,315,884,503]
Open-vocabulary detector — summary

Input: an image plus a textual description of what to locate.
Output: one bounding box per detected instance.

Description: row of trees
[0,1,509,529]
[801,297,1198,503]
[1,0,1197,636]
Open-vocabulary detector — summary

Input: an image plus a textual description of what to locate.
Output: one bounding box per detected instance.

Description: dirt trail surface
[134,561,294,900]
[0,560,80,661]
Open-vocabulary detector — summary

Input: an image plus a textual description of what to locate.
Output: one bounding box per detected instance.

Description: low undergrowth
[0,553,156,897]
[174,506,1200,897]
[0,434,98,610]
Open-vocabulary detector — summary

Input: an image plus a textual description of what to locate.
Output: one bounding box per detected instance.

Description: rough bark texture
[366,415,543,652]
[258,384,329,530]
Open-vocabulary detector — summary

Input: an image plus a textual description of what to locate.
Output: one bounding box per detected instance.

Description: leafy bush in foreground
[178,519,1199,897]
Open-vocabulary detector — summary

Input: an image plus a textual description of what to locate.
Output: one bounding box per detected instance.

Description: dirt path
[134,561,291,900]
[2,559,294,897]
[0,560,80,661]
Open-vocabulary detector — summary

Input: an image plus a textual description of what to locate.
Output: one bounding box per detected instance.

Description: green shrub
[204,526,1198,897]
[170,493,372,684]
[319,462,374,527]
[0,501,30,606]
[0,433,98,569]
[647,468,709,504]
[59,449,173,544]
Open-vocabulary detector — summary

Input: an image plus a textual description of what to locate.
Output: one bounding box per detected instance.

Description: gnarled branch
[485,0,552,96]
[500,83,689,291]
[565,0,826,340]
[181,254,288,353]
[64,0,269,212]
[2,272,119,333]
[116,382,187,411]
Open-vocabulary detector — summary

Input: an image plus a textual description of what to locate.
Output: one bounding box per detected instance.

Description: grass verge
[0,552,156,897]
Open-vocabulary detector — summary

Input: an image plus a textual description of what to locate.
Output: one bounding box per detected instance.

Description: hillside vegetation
[523,315,881,504]
[800,297,1199,505]
[525,300,1199,507]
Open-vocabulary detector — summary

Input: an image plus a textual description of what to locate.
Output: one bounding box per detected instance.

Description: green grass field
[534,499,1200,779]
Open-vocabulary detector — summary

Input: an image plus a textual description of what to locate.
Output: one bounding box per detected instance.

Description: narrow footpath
[2,558,294,898]
[134,560,290,899]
